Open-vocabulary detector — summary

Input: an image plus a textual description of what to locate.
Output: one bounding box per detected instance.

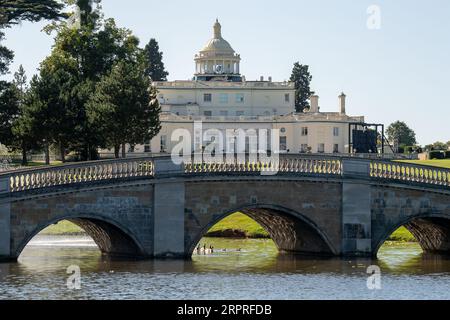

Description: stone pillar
[0,175,11,260]
[341,159,372,256]
[152,158,186,258]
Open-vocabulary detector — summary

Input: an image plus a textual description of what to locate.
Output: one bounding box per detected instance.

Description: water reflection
[0,235,449,299]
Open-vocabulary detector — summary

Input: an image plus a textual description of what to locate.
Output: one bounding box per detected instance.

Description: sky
[3,0,450,145]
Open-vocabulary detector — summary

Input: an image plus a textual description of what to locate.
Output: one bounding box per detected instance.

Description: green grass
[206,212,269,238]
[40,220,85,235]
[8,160,64,168]
[207,213,416,241]
[398,159,450,169]
[387,226,415,242]
[23,161,63,167]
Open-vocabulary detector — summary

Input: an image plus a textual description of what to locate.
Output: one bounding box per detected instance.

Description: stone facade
[1,172,450,261]
[371,186,450,254]
[9,184,154,259]
[184,179,342,255]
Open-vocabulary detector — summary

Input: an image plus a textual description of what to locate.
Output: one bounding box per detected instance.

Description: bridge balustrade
[183,154,342,176]
[2,157,155,193]
[1,155,449,195]
[370,160,450,187]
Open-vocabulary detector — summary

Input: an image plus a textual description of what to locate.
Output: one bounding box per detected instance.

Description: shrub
[429,150,445,159]
[445,151,450,159]
[403,146,420,154]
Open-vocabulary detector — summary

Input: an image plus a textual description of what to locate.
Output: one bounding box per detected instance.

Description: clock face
[215,65,223,73]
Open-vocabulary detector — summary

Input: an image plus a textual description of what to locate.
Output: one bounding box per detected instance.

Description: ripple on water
[0,236,449,299]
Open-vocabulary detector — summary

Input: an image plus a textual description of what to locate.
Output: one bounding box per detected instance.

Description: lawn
[206,212,416,242]
[22,161,63,167]
[398,159,450,169]
[40,220,84,235]
[206,212,269,238]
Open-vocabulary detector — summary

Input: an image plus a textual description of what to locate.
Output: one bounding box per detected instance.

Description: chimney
[339,92,346,114]
[310,95,319,113]
[260,76,264,81]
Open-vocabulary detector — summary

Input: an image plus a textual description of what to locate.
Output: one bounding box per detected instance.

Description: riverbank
[41,213,416,242]
[205,213,416,242]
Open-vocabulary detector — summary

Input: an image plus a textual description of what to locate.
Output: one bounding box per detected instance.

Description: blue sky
[3,0,450,145]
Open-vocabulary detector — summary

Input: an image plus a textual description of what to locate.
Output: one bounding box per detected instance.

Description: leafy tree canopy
[386,121,417,147]
[143,38,168,81]
[87,59,161,158]
[289,62,314,113]
[0,0,66,27]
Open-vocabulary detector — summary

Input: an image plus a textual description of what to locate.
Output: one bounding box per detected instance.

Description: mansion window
[301,127,308,136]
[318,143,325,153]
[203,111,212,117]
[300,144,308,153]
[285,93,290,102]
[160,135,167,153]
[203,93,212,102]
[333,127,339,137]
[333,144,339,153]
[235,93,245,103]
[280,136,287,151]
[219,93,229,103]
[144,140,151,153]
[220,110,228,116]
[236,111,244,116]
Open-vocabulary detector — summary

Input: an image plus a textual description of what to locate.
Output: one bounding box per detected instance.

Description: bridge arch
[15,214,146,260]
[373,213,450,257]
[188,204,337,256]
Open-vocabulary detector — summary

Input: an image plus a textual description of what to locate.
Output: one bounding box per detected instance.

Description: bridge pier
[341,160,372,257]
[0,175,11,261]
[152,158,186,258]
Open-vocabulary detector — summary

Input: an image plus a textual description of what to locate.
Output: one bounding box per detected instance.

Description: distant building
[118,20,366,156]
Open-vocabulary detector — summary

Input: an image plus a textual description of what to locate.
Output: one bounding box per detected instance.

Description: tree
[0,0,65,27]
[0,31,14,76]
[42,0,147,160]
[143,38,168,81]
[0,32,15,149]
[424,141,449,151]
[22,57,80,164]
[0,81,19,152]
[386,121,417,148]
[87,59,161,158]
[289,62,314,113]
[0,66,41,165]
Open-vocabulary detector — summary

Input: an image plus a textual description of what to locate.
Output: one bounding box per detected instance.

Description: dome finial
[213,19,222,38]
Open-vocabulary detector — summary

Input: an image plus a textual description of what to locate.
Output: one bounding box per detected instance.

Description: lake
[0,235,449,300]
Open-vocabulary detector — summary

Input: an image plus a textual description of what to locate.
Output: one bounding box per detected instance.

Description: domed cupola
[194,19,242,82]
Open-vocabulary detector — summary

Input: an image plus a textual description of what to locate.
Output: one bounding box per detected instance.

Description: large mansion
[123,20,366,155]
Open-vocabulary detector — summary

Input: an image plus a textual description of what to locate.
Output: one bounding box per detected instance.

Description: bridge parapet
[370,160,450,187]
[184,154,342,176]
[1,155,449,196]
[2,157,155,193]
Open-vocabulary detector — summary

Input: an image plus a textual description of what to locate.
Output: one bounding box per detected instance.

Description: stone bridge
[0,154,449,261]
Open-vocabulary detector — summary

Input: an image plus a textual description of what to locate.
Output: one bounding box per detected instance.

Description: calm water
[0,235,450,300]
